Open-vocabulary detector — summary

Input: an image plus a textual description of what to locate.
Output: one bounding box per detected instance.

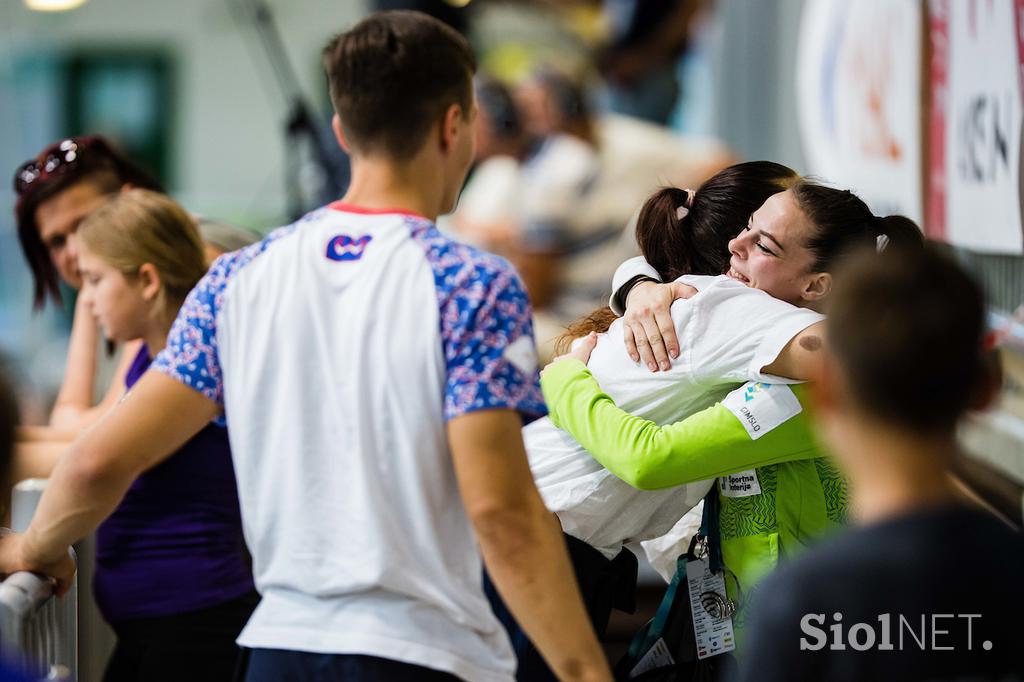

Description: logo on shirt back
[325,234,373,261]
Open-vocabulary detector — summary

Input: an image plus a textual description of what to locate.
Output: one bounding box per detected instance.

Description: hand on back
[622,281,697,371]
[542,332,599,377]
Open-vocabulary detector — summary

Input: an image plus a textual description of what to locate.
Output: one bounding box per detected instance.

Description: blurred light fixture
[24,0,88,11]
[443,0,472,7]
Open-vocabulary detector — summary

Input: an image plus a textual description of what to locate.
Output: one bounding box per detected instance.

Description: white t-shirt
[153,203,545,682]
[525,274,823,559]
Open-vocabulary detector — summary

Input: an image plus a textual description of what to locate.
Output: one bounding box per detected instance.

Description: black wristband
[614,275,660,313]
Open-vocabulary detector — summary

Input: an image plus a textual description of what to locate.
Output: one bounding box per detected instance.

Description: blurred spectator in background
[599,0,706,125]
[444,75,528,250]
[451,64,732,360]
[509,68,617,360]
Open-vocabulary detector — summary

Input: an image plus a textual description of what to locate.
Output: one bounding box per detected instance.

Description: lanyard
[698,487,724,574]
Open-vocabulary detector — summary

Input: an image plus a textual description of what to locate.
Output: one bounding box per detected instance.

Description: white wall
[1,0,369,226]
[0,0,368,396]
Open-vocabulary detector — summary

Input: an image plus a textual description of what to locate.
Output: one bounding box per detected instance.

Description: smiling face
[726,189,825,306]
[76,243,151,343]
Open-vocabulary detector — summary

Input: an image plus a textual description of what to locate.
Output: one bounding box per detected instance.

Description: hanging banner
[797,0,924,224]
[930,0,1024,254]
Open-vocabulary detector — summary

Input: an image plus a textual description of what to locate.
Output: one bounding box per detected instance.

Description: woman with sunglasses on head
[69,189,255,682]
[11,138,258,485]
[14,137,163,436]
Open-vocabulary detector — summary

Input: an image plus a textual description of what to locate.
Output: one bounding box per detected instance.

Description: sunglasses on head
[13,137,108,196]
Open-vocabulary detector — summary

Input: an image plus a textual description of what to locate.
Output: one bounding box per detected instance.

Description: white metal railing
[0,479,77,680]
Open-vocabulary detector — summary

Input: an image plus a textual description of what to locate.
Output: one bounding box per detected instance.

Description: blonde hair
[78,189,207,317]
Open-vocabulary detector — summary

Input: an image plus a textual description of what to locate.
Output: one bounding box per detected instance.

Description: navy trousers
[241,650,462,682]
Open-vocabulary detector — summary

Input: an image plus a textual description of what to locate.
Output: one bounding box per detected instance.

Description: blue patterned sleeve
[151,256,231,405]
[441,261,547,422]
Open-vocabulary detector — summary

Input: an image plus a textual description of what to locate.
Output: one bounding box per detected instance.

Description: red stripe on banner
[1014,0,1024,251]
[926,0,950,242]
[1016,0,1024,114]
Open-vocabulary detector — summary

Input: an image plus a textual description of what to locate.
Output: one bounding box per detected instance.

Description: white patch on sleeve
[722,381,802,441]
[503,335,539,375]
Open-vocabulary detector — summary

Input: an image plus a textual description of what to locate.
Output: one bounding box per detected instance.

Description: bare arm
[50,296,140,431]
[16,426,77,443]
[448,409,611,682]
[0,371,219,593]
[11,440,68,485]
[760,321,826,382]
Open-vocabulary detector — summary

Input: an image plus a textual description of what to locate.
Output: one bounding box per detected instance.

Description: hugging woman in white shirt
[488,163,923,680]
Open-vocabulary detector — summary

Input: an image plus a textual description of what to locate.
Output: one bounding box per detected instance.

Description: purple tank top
[94,346,254,623]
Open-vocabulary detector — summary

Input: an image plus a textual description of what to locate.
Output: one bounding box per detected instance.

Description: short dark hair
[14,135,164,309]
[827,245,987,433]
[322,10,476,160]
[791,179,923,273]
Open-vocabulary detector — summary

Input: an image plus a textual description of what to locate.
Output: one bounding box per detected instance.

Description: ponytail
[635,187,694,282]
[794,179,924,272]
[873,215,923,254]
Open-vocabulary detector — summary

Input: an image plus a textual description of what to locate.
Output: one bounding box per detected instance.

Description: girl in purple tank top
[75,190,256,682]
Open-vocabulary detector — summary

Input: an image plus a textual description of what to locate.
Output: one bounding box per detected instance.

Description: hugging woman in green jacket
[540,176,922,645]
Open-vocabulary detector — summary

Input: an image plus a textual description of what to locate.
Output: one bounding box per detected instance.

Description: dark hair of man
[15,138,164,309]
[322,10,476,161]
[827,245,986,434]
[791,179,923,273]
[557,161,799,353]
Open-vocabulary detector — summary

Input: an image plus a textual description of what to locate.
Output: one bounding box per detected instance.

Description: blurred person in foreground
[0,11,610,682]
[736,246,1024,682]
